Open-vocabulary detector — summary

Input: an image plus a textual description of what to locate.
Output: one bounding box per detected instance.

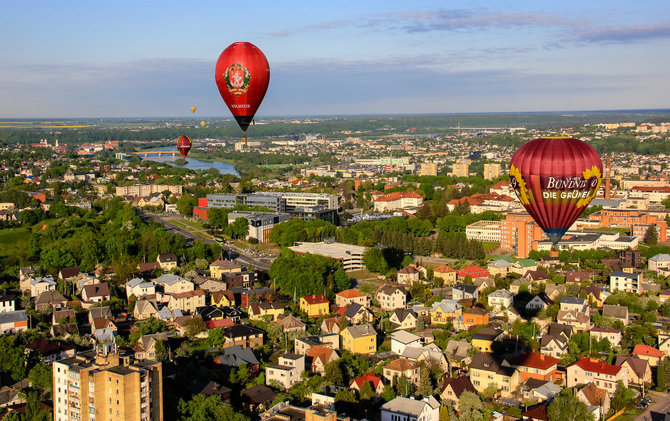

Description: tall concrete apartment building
[115,184,182,197]
[500,213,546,258]
[451,160,470,178]
[53,349,162,421]
[483,163,501,180]
[420,163,437,176]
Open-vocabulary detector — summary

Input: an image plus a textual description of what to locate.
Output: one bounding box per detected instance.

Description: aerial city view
[2,1,670,421]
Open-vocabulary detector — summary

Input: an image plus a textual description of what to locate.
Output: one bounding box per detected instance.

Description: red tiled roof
[374,191,423,202]
[301,294,329,305]
[570,357,622,376]
[435,265,456,273]
[350,372,382,390]
[205,319,234,329]
[457,265,489,278]
[171,290,206,299]
[633,344,664,359]
[307,345,334,365]
[336,289,365,299]
[508,351,559,370]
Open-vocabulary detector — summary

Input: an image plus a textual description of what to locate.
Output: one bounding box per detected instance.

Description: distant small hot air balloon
[200,120,206,127]
[176,135,192,160]
[215,42,270,144]
[190,106,196,114]
[509,137,603,246]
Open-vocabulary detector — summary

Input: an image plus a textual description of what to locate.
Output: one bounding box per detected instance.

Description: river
[143,155,239,176]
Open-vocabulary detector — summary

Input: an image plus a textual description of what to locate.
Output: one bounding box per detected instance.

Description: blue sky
[1,0,669,117]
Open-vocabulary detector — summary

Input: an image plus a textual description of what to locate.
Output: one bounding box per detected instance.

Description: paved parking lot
[635,391,670,421]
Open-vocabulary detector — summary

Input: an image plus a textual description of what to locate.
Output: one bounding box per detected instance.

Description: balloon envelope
[176,135,192,159]
[215,42,270,132]
[509,137,603,245]
[190,106,196,114]
[200,120,206,127]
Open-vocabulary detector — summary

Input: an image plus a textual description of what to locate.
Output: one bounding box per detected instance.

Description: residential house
[222,325,264,349]
[581,286,608,307]
[615,355,652,387]
[557,297,591,331]
[487,259,512,277]
[545,284,566,301]
[632,344,664,367]
[526,292,553,312]
[648,253,670,272]
[540,323,573,359]
[0,311,28,335]
[320,318,340,336]
[590,327,622,347]
[81,283,110,306]
[474,277,495,291]
[193,276,227,293]
[575,382,611,420]
[340,324,377,355]
[660,289,670,304]
[276,315,305,334]
[265,353,305,389]
[125,277,156,299]
[27,276,56,298]
[35,290,67,312]
[375,285,407,311]
[493,307,522,323]
[471,327,503,353]
[397,265,421,285]
[156,307,183,322]
[391,330,422,355]
[210,290,235,307]
[434,265,457,285]
[241,385,276,412]
[383,358,420,386]
[505,351,561,382]
[52,309,76,325]
[335,289,370,308]
[249,302,284,321]
[134,299,158,320]
[610,271,643,294]
[522,403,550,421]
[510,278,531,294]
[294,334,339,355]
[522,270,548,286]
[659,333,670,356]
[215,345,261,374]
[380,396,440,421]
[510,259,538,275]
[307,346,338,374]
[461,307,489,328]
[342,303,373,325]
[389,309,418,330]
[187,381,231,403]
[488,289,514,310]
[440,376,477,411]
[154,274,194,294]
[400,344,448,371]
[469,353,520,398]
[602,304,629,326]
[157,252,178,270]
[168,290,206,314]
[452,284,479,301]
[25,338,75,362]
[565,270,595,285]
[0,295,15,313]
[299,295,329,318]
[521,378,562,403]
[558,296,589,312]
[445,339,473,367]
[209,259,244,280]
[429,299,462,325]
[58,267,81,281]
[132,333,168,360]
[567,357,628,391]
[349,373,384,396]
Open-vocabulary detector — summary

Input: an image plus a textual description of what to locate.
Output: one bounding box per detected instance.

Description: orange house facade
[585,210,667,242]
[463,307,489,327]
[506,351,561,383]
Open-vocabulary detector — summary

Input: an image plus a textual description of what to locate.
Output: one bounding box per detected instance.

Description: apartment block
[53,350,162,421]
[483,163,501,180]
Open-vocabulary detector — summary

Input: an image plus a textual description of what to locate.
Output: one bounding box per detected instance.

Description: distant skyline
[2,1,669,118]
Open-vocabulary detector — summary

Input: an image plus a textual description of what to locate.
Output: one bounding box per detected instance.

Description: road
[139,211,272,271]
[635,391,670,421]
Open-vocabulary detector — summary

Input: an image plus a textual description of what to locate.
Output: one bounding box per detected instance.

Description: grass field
[0,228,30,256]
[483,242,500,252]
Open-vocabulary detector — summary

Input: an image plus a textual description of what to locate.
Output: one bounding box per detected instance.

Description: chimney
[605,155,611,199]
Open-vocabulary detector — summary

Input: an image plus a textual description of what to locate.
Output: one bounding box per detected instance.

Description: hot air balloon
[215,42,270,144]
[190,106,196,114]
[509,137,602,246]
[176,135,192,160]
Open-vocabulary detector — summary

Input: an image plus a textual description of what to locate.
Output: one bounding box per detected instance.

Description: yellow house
[167,290,206,314]
[211,290,235,307]
[469,353,520,398]
[434,265,457,285]
[249,302,284,321]
[340,324,377,355]
[471,327,503,353]
[299,295,329,318]
[209,260,245,280]
[429,300,463,325]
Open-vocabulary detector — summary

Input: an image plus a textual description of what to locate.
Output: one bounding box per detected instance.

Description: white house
[380,396,440,421]
[391,330,423,355]
[488,289,514,310]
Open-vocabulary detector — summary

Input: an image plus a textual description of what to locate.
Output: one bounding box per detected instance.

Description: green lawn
[0,228,30,256]
[483,242,500,252]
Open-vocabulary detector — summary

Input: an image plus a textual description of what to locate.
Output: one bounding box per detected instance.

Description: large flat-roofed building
[115,184,182,197]
[194,192,339,220]
[206,193,286,213]
[227,211,291,243]
[536,231,639,253]
[289,241,367,271]
[53,350,162,421]
[465,220,501,242]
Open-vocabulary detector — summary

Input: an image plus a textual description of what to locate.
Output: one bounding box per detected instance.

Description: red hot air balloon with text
[215,42,270,145]
[509,137,603,246]
[176,135,192,160]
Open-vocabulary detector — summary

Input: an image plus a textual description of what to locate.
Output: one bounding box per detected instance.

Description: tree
[646,224,659,245]
[547,390,594,421]
[324,360,343,385]
[363,247,389,274]
[381,384,396,402]
[176,194,198,216]
[416,366,433,397]
[226,217,249,240]
[480,383,498,401]
[28,363,53,392]
[39,246,76,272]
[178,394,250,421]
[359,380,374,400]
[396,376,415,397]
[333,268,351,292]
[458,390,484,421]
[402,255,415,268]
[154,339,168,362]
[183,317,207,340]
[611,381,636,412]
[208,207,229,229]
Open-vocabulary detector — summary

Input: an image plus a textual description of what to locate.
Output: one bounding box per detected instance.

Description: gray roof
[0,311,28,324]
[430,299,462,313]
[31,276,56,286]
[219,345,260,367]
[381,396,440,416]
[650,254,670,262]
[89,306,112,320]
[391,330,421,345]
[611,271,639,279]
[154,274,189,286]
[126,278,145,288]
[560,296,586,305]
[344,324,376,338]
[602,304,628,319]
[453,284,479,294]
